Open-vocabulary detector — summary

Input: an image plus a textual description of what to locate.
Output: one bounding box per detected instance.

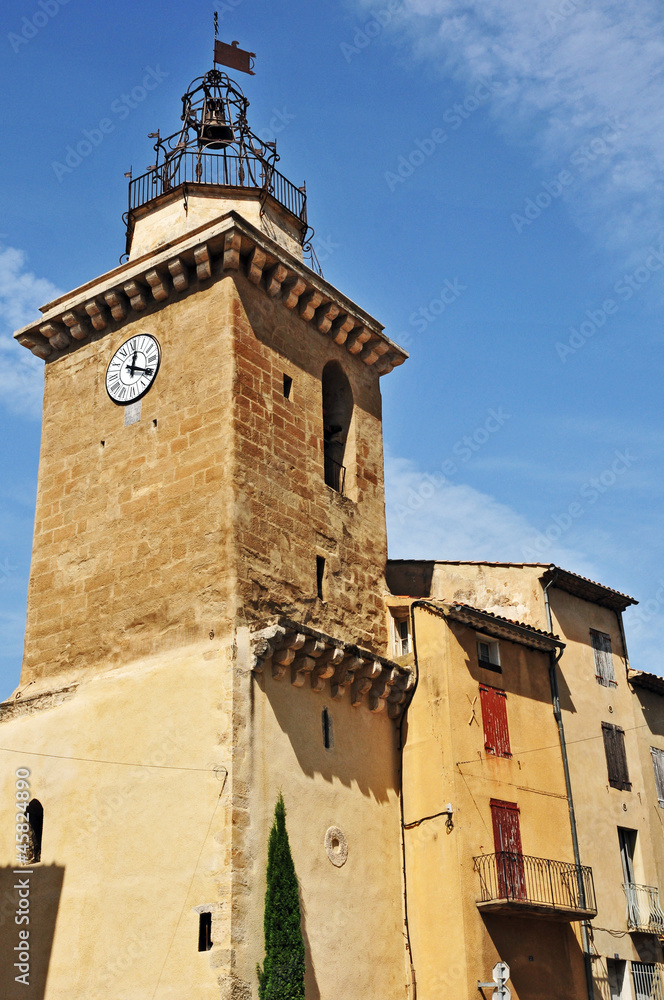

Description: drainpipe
[397,600,424,1000]
[543,572,595,1000]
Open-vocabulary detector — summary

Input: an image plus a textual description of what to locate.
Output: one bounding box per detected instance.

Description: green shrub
[257,794,306,1000]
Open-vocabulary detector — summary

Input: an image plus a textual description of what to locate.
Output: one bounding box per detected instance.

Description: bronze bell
[199,96,234,149]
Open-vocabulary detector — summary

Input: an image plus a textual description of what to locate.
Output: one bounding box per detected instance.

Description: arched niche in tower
[26,799,43,863]
[322,361,355,497]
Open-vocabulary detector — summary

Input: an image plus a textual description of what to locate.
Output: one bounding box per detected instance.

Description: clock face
[105,334,161,405]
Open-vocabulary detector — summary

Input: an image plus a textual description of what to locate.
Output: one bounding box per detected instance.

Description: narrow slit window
[322,708,334,750]
[26,799,43,864]
[283,374,293,400]
[198,912,212,952]
[316,556,325,600]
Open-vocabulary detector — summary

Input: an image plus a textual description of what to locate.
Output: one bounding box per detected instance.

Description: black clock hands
[125,351,154,378]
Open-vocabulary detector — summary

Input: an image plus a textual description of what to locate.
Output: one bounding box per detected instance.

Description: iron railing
[624,883,664,934]
[324,455,346,494]
[128,151,307,229]
[474,852,597,915]
[632,962,664,1000]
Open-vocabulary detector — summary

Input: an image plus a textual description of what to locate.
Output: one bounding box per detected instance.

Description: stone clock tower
[0,57,411,1000]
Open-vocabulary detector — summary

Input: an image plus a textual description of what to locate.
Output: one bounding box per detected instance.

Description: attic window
[477,638,501,672]
[391,612,412,657]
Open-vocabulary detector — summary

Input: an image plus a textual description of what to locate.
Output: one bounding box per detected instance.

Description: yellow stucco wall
[399,602,588,1000]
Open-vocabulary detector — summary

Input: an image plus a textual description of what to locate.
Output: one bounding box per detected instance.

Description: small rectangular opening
[283,374,293,399]
[198,912,212,952]
[322,708,334,750]
[316,556,325,600]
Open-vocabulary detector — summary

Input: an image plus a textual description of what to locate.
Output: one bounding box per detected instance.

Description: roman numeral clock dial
[105,334,161,404]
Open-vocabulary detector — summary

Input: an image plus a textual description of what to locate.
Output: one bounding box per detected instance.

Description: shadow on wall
[0,864,65,1000]
[633,689,664,739]
[256,671,398,804]
[299,888,321,1000]
[480,914,586,1000]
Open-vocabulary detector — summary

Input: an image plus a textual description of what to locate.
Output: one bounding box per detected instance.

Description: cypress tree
[257,794,306,1000]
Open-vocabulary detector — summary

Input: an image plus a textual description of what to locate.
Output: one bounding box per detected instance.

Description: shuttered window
[651,748,664,807]
[591,629,616,687]
[480,685,511,758]
[602,722,631,791]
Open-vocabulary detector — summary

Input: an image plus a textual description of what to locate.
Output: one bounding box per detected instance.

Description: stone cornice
[13,212,408,376]
[251,618,414,719]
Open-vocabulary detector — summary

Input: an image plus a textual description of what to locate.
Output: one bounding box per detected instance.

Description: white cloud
[0,245,61,419]
[358,0,664,259]
[385,452,595,571]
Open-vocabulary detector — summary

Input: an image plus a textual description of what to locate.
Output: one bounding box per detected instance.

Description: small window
[283,374,293,399]
[480,685,511,758]
[25,799,43,864]
[591,629,616,687]
[603,723,631,791]
[391,613,411,657]
[198,912,212,952]
[322,708,334,750]
[650,748,664,807]
[316,556,325,600]
[477,638,501,672]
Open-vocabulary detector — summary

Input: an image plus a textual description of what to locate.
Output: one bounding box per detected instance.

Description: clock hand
[129,366,154,376]
[126,350,139,376]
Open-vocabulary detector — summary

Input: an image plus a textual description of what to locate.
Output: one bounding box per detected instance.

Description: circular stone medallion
[324,826,348,868]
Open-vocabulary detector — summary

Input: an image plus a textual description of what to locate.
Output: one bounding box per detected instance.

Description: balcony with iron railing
[623,883,664,934]
[474,852,597,921]
[128,151,308,235]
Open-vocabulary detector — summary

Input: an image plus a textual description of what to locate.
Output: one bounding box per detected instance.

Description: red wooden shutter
[490,800,525,900]
[480,684,511,758]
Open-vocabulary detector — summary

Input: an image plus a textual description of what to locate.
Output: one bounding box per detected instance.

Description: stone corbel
[123,280,147,312]
[18,332,53,359]
[40,321,71,351]
[368,667,400,714]
[298,289,323,321]
[264,263,289,298]
[281,276,307,310]
[345,326,372,355]
[311,646,345,693]
[247,247,267,285]
[167,258,189,292]
[351,660,382,708]
[360,337,390,366]
[291,639,328,688]
[84,298,109,331]
[315,302,340,335]
[271,633,306,680]
[223,231,242,271]
[387,672,415,719]
[330,654,364,701]
[328,314,356,346]
[194,244,212,281]
[145,268,170,302]
[104,289,129,321]
[252,624,288,674]
[62,310,90,341]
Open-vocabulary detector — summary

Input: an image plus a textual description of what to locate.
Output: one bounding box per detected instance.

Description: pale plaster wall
[129,190,304,262]
[0,642,234,1000]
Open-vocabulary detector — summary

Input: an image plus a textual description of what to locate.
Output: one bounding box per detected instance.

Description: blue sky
[1,0,663,698]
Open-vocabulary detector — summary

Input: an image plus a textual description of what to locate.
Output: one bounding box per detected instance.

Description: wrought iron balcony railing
[474,852,597,921]
[624,883,664,934]
[128,151,308,233]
